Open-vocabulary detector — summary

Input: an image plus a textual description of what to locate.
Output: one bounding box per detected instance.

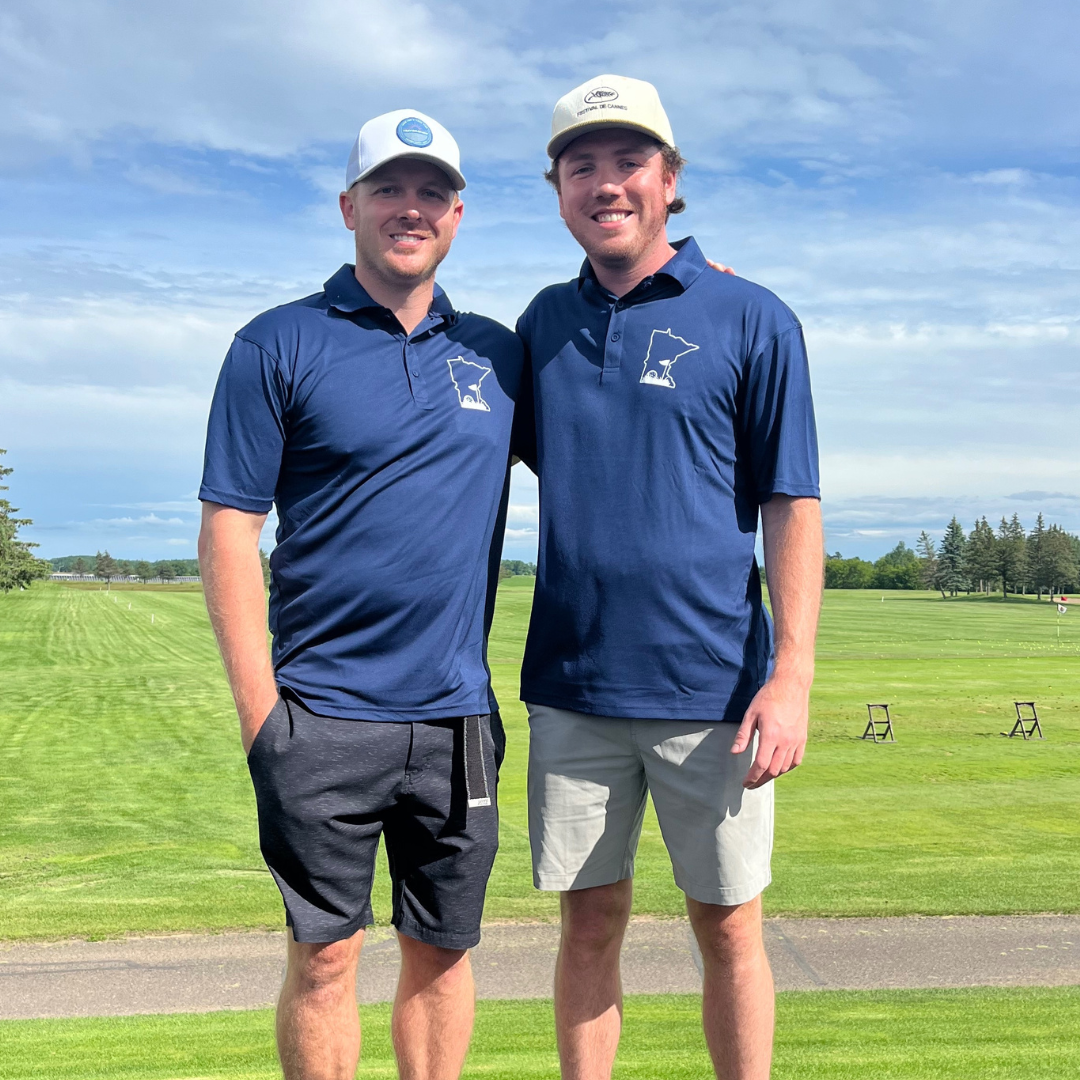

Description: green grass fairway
[1,581,1078,939]
[2,989,1077,1079]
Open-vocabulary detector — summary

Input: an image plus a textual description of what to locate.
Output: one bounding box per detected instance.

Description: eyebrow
[565,145,652,164]
[363,175,452,194]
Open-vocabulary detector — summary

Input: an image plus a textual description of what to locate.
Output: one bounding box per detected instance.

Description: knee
[561,885,632,954]
[288,938,359,997]
[398,936,469,987]
[690,898,763,966]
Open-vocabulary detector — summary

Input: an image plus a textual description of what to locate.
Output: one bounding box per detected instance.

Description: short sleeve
[740,325,820,503]
[198,334,289,513]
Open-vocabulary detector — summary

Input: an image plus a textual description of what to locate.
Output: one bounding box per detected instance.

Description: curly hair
[544,141,687,218]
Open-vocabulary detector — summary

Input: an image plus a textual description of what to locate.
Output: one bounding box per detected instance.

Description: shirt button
[610,332,621,342]
[410,369,420,377]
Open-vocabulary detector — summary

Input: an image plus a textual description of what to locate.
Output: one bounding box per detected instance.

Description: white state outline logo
[639,329,699,389]
[446,357,492,412]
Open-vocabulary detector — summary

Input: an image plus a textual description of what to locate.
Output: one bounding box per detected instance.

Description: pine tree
[938,517,967,596]
[0,449,51,592]
[965,517,998,594]
[916,531,942,596]
[1044,526,1079,597]
[95,550,119,583]
[997,514,1027,597]
[1028,514,1049,599]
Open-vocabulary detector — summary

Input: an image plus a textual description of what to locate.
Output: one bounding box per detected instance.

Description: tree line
[826,514,1080,597]
[51,553,202,581]
[499,560,536,580]
[824,541,923,590]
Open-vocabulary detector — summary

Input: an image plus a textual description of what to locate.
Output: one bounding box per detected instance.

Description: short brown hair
[544,140,687,218]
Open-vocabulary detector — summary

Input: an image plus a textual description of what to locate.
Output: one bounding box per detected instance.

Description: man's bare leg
[554,879,634,1080]
[393,933,476,1080]
[277,928,365,1080]
[687,894,774,1080]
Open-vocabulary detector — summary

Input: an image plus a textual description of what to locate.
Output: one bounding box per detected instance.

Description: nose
[594,177,624,198]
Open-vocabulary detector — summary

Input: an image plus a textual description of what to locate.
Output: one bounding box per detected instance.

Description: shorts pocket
[247,696,284,762]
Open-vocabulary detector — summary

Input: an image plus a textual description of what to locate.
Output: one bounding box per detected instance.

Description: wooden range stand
[861,703,896,743]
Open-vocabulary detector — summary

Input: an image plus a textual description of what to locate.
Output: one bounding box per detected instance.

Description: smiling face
[555,128,677,272]
[339,158,463,289]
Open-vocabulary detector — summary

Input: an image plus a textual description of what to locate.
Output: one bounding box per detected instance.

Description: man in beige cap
[515,75,823,1079]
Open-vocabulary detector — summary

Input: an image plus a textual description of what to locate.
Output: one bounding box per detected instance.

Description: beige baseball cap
[547,74,675,160]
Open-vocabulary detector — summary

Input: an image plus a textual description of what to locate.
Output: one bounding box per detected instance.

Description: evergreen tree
[1044,526,1079,596]
[158,562,176,582]
[997,514,1027,597]
[0,449,51,592]
[1027,514,1049,599]
[965,517,998,594]
[134,560,153,583]
[95,550,119,582]
[916,531,942,596]
[938,517,967,596]
[73,557,88,574]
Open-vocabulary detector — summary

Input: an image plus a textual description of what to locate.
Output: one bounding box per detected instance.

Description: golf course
[1,579,1078,1076]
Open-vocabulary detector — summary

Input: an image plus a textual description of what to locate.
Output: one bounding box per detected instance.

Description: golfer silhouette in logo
[640,329,699,389]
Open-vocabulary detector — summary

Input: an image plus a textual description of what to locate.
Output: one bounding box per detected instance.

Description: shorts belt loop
[464,715,491,808]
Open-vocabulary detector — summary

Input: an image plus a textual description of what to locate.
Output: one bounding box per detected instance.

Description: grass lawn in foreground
[0,580,1078,939]
[2,988,1077,1079]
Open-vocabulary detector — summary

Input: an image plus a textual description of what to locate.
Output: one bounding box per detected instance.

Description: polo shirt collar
[578,236,708,300]
[323,264,457,326]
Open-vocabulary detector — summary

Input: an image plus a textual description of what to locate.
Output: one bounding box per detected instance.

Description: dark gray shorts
[247,694,502,948]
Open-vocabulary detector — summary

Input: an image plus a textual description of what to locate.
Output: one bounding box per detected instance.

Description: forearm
[198,502,277,745]
[760,495,823,688]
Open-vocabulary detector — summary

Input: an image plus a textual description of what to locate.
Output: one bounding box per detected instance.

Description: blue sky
[1,0,1077,563]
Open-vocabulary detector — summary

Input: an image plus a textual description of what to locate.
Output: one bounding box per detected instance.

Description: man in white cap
[516,75,823,1078]
[199,109,523,1079]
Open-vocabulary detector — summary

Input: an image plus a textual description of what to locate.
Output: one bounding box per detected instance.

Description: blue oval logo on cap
[396,117,434,148]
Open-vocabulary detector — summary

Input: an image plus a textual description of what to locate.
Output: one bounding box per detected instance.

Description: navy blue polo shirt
[516,237,819,722]
[200,264,523,721]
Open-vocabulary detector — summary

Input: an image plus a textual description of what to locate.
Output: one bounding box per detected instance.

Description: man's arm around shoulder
[733,494,823,789]
[198,502,279,754]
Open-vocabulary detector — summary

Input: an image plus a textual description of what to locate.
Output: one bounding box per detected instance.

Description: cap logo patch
[396,117,434,148]
[584,86,619,104]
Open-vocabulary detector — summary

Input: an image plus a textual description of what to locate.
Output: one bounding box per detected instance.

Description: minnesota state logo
[447,357,491,412]
[639,329,699,389]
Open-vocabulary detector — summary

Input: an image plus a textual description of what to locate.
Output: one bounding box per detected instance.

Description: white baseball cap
[548,74,675,160]
[548,73,673,159]
[345,109,466,192]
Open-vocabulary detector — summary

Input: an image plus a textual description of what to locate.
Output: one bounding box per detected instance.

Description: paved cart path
[1,915,1077,1020]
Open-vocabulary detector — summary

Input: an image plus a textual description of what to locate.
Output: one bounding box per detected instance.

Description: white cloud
[3,0,1079,559]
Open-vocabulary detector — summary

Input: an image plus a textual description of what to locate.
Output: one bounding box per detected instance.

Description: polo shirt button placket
[601,303,627,384]
[403,338,433,410]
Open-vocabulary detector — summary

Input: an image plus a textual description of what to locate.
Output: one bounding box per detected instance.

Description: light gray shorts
[527,703,773,906]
